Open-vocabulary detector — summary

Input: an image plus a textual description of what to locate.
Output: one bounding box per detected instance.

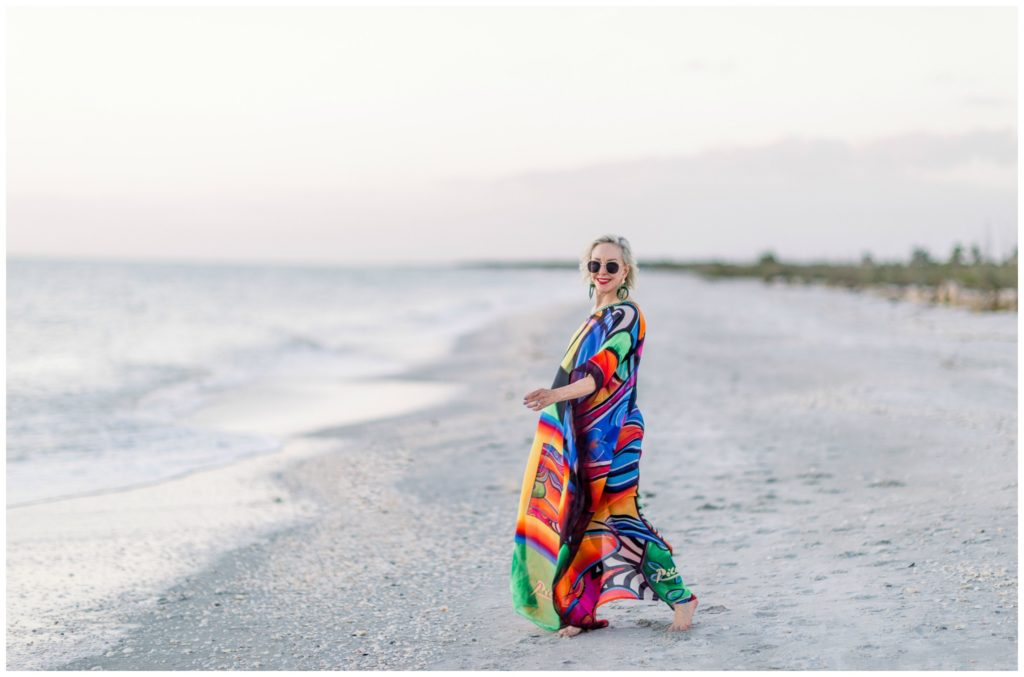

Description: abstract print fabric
[510,300,694,632]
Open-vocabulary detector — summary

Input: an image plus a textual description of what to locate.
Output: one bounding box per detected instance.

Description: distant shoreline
[461,257,1018,313]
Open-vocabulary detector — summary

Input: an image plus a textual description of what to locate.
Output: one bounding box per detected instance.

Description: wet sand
[12,271,1017,670]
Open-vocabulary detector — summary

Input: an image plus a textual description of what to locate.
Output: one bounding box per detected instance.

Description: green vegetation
[645,243,1018,312]
[464,242,1018,312]
[646,243,1016,289]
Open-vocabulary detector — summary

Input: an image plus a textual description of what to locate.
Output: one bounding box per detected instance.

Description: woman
[510,234,698,637]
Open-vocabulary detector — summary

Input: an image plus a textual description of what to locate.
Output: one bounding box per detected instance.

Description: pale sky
[7,6,1018,264]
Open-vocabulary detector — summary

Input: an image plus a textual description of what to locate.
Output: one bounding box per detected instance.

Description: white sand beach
[8,270,1017,670]
[7,379,460,669]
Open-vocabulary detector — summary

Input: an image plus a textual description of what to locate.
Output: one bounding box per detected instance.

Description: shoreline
[5,306,548,670]
[43,297,585,671]
[6,376,453,510]
[11,273,1017,670]
[6,436,325,670]
[464,261,1020,313]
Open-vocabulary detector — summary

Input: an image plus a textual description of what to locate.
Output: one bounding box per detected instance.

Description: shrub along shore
[469,244,1018,313]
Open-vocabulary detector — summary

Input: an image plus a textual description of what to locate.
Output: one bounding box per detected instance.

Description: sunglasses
[587,260,620,274]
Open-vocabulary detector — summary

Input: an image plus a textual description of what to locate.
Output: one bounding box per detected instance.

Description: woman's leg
[599,490,696,607]
[632,494,699,630]
[641,535,696,607]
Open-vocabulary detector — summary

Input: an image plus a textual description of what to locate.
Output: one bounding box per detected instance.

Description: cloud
[8,129,1017,264]
[857,129,1015,169]
[422,128,1018,262]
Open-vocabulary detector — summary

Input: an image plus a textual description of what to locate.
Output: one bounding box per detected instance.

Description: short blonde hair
[579,234,638,291]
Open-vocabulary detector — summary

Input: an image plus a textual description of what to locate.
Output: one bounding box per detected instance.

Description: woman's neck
[593,290,621,310]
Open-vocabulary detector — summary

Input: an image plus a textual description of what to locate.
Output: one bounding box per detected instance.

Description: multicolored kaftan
[510,300,694,632]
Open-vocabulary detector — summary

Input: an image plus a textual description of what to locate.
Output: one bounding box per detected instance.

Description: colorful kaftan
[510,300,694,632]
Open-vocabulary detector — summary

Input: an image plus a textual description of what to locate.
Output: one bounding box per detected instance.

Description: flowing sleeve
[569,327,635,395]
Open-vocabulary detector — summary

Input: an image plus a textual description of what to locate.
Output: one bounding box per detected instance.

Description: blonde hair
[579,234,638,291]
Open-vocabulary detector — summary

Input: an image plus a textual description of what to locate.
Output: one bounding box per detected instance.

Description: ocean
[6,257,584,507]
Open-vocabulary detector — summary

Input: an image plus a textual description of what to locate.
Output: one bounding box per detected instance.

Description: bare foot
[669,594,699,631]
[556,625,584,638]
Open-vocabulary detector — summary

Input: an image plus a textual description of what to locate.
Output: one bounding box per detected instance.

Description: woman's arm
[523,375,597,411]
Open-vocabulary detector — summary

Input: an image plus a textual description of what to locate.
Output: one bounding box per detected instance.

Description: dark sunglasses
[587,260,620,274]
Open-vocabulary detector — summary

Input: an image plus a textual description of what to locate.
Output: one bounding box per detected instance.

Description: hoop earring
[588,283,595,299]
[616,284,629,300]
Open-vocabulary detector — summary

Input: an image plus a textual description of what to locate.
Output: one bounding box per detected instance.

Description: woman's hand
[522,376,597,412]
[523,388,557,411]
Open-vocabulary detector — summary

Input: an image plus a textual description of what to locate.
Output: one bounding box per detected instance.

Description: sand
[7,380,460,670]
[9,271,1017,670]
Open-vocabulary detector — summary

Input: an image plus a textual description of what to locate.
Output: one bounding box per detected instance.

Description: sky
[6,5,1018,264]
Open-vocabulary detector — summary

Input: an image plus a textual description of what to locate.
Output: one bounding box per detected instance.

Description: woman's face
[588,243,628,295]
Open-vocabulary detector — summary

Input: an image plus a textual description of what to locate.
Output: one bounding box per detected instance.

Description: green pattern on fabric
[510,546,561,631]
[643,541,693,605]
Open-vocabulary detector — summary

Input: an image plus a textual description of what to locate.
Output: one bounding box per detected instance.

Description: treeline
[644,242,1017,312]
[646,243,1016,288]
[467,241,1018,312]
